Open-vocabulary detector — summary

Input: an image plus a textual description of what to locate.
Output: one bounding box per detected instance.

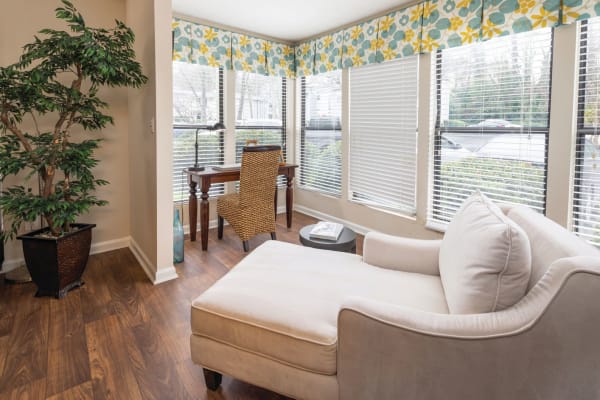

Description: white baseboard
[293,205,372,236]
[1,235,132,274]
[91,237,131,255]
[129,237,177,285]
[183,205,287,235]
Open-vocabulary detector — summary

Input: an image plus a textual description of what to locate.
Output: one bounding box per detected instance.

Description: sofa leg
[203,368,222,391]
[243,240,250,252]
[218,216,224,239]
[270,232,277,240]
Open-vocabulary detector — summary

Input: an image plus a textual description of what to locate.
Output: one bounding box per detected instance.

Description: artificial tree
[0,0,147,297]
[0,0,147,239]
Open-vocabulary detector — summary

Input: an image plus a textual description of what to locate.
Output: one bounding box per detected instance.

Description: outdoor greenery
[436,157,545,222]
[0,0,147,239]
[300,138,342,195]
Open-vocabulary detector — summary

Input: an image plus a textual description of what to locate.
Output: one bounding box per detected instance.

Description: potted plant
[0,0,147,298]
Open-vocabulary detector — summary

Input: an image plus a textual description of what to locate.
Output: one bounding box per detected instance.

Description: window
[235,71,286,163]
[172,63,224,201]
[300,71,342,196]
[349,56,419,214]
[574,19,600,244]
[429,28,553,227]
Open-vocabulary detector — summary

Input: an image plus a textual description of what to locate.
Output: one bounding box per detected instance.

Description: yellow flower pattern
[422,0,482,50]
[482,0,559,39]
[383,47,397,60]
[315,31,343,74]
[343,19,379,68]
[174,0,593,78]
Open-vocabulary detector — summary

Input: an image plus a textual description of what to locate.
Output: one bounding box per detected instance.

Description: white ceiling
[172,0,413,42]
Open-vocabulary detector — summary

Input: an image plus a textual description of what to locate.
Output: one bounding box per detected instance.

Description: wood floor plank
[79,254,115,324]
[0,212,358,400]
[0,378,46,400]
[0,286,50,391]
[45,381,93,400]
[45,293,90,397]
[85,315,143,400]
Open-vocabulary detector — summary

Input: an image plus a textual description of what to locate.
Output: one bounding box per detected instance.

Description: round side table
[299,224,357,254]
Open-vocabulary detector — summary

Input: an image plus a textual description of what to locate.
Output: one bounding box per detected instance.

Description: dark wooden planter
[18,223,95,298]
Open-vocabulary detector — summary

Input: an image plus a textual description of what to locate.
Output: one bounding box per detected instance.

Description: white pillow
[439,192,532,314]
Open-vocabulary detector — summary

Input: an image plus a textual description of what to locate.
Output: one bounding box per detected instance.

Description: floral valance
[175,0,600,78]
[172,17,295,77]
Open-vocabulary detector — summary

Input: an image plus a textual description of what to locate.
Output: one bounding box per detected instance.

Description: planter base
[18,223,95,299]
[36,279,85,299]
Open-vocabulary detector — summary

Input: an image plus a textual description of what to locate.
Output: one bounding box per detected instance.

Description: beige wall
[0,0,131,270]
[126,0,177,282]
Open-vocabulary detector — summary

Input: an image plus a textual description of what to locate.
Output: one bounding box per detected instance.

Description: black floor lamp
[188,122,226,172]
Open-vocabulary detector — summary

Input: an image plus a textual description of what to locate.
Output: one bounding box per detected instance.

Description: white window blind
[300,71,342,196]
[573,18,600,244]
[172,62,224,201]
[235,71,286,163]
[349,56,418,214]
[429,28,552,228]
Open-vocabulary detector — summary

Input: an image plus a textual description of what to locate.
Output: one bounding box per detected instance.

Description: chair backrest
[504,205,600,290]
[239,145,281,208]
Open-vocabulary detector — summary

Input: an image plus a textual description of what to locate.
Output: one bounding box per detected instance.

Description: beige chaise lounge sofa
[190,203,600,399]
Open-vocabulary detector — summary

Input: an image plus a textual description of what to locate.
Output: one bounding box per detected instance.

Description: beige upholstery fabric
[191,203,600,400]
[191,240,448,375]
[507,205,600,289]
[191,335,338,400]
[363,232,441,276]
[338,256,600,400]
[440,192,532,313]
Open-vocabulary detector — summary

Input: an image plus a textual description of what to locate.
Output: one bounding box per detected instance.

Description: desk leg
[189,179,198,241]
[201,189,209,251]
[286,175,293,228]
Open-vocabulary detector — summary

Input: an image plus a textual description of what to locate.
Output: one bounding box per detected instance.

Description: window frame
[431,30,554,225]
[234,74,287,162]
[299,72,343,196]
[172,66,225,201]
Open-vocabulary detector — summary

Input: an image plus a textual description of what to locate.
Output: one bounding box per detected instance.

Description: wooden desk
[186,164,298,251]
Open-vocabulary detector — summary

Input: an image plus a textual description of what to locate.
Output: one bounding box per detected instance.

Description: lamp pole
[188,122,226,172]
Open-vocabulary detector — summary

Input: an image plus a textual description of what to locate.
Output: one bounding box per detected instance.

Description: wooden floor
[0,212,363,400]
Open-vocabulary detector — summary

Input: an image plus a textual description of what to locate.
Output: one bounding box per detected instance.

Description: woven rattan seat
[217,145,281,252]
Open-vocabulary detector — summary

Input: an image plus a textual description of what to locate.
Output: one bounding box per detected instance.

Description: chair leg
[217,216,224,239]
[203,368,222,391]
[271,232,277,240]
[243,240,250,252]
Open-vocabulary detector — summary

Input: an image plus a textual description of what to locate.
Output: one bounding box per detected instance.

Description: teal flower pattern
[377,4,423,62]
[173,18,231,69]
[295,40,315,77]
[562,0,600,24]
[314,30,344,74]
[421,0,482,51]
[481,0,559,39]
[232,33,268,75]
[342,18,380,68]
[267,42,296,78]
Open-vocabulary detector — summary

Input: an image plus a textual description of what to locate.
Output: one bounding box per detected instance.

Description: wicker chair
[217,145,281,252]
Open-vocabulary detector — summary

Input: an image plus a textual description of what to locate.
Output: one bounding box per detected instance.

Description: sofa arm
[337,256,600,400]
[362,231,441,275]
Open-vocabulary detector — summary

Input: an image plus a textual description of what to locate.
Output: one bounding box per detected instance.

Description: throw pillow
[439,191,532,314]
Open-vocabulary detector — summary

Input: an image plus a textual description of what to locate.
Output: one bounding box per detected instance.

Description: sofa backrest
[506,205,600,290]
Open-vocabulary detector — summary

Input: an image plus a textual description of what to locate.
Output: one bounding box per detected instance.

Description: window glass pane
[430,29,552,226]
[300,71,342,196]
[574,18,600,244]
[172,63,223,201]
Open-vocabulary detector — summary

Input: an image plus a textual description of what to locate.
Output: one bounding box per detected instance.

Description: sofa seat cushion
[191,240,449,375]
